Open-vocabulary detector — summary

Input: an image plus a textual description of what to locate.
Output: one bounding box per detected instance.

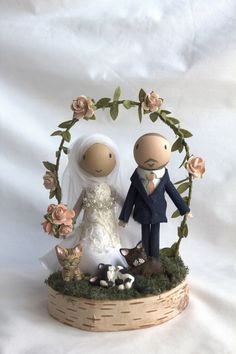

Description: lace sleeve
[110,186,124,207]
[73,189,85,220]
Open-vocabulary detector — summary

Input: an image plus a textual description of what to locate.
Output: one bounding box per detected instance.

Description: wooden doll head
[79,143,116,177]
[133,133,171,170]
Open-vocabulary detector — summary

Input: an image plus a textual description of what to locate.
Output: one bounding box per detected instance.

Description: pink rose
[71,95,94,120]
[51,204,75,225]
[142,91,162,112]
[47,204,56,214]
[43,171,57,191]
[58,224,73,237]
[186,156,205,178]
[42,221,54,235]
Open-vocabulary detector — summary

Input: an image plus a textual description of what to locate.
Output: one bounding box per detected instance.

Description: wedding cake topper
[41,87,205,331]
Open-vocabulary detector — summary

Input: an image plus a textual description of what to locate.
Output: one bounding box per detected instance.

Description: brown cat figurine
[120,241,165,277]
[55,244,83,282]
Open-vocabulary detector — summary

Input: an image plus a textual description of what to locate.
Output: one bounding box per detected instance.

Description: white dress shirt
[137,167,166,194]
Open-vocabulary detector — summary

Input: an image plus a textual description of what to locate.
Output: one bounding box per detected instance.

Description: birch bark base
[48,281,189,331]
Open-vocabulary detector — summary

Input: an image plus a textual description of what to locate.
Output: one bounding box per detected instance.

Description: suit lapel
[131,170,153,209]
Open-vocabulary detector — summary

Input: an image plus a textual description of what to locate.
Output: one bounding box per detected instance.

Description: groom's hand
[186,212,193,218]
[118,220,127,227]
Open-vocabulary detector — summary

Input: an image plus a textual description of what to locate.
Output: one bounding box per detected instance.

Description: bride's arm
[73,189,85,221]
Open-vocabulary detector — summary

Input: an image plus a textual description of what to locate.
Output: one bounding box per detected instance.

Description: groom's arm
[119,184,137,223]
[165,180,190,216]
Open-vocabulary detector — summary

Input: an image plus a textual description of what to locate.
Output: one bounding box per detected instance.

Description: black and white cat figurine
[89,263,135,291]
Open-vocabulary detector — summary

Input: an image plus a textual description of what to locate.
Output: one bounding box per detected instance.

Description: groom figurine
[119,133,191,259]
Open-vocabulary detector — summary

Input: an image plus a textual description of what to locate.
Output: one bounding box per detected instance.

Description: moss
[46,255,188,301]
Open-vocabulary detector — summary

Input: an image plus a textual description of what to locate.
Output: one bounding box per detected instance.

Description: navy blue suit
[119,168,190,257]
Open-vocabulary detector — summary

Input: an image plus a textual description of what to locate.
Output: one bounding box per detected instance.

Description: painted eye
[109,153,112,158]
[136,144,139,150]
[164,145,167,150]
[83,154,86,160]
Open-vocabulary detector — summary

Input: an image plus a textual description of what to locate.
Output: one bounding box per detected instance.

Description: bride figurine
[40,134,125,274]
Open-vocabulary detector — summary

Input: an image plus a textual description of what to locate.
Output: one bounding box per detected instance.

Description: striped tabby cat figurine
[55,244,83,282]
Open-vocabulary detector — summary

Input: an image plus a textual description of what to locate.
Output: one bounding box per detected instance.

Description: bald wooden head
[133,133,171,170]
[79,143,116,177]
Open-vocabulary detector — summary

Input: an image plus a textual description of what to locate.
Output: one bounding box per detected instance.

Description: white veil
[62,133,123,210]
[40,133,125,273]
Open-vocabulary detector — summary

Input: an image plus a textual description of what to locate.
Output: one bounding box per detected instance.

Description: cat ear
[117,265,123,270]
[98,263,105,270]
[55,245,66,257]
[120,248,129,256]
[136,241,144,249]
[73,243,82,253]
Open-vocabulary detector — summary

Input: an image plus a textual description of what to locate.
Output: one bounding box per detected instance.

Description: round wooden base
[48,281,189,331]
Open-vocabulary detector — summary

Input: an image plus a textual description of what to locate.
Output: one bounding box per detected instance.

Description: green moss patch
[46,255,188,300]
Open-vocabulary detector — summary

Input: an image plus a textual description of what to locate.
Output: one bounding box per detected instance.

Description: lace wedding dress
[79,182,120,251]
[40,183,125,275]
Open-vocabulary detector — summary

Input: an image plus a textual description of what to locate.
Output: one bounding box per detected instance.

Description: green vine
[43,87,194,257]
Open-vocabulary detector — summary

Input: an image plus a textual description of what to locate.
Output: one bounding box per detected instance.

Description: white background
[0,1,236,353]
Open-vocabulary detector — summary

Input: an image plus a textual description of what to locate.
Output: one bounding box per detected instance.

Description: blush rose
[51,204,75,225]
[43,171,57,191]
[58,224,73,236]
[142,91,162,112]
[42,221,54,235]
[186,156,205,178]
[71,95,94,120]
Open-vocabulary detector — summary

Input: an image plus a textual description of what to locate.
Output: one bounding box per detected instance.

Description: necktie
[146,172,155,194]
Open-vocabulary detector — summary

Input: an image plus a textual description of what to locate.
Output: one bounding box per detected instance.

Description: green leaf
[43,161,56,172]
[51,130,63,137]
[123,100,132,109]
[62,131,71,142]
[178,226,182,237]
[95,97,111,109]
[174,177,189,185]
[138,88,146,102]
[58,120,73,129]
[110,101,119,120]
[179,155,187,168]
[172,125,179,135]
[161,109,171,115]
[149,112,158,122]
[183,196,189,204]
[178,144,184,153]
[49,190,56,199]
[177,182,190,194]
[182,224,188,237]
[171,138,183,152]
[179,129,193,138]
[166,117,180,125]
[138,105,142,123]
[55,185,62,203]
[62,146,69,154]
[113,86,121,101]
[171,209,180,218]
